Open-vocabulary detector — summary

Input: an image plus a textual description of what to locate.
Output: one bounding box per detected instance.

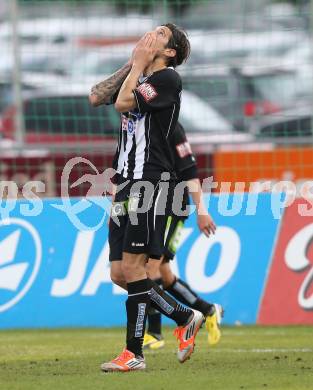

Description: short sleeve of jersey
[171,122,197,174]
[133,68,181,113]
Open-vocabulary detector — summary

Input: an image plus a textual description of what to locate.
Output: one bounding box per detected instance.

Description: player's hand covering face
[132,26,175,69]
[133,32,158,69]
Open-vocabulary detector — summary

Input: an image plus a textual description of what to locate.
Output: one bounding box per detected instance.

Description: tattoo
[90,63,132,106]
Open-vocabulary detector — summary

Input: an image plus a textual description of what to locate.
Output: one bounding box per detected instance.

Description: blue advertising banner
[0,193,280,328]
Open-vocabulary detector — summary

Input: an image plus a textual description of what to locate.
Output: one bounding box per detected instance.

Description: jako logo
[0,218,42,313]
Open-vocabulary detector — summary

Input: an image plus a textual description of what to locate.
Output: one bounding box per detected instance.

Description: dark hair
[162,23,190,68]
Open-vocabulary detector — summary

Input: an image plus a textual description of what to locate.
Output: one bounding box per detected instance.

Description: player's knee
[121,260,136,278]
[162,276,173,289]
[121,254,147,280]
[110,268,125,287]
[160,266,175,288]
[146,260,161,279]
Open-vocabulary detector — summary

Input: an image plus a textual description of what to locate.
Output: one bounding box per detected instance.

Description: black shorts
[109,175,174,261]
[163,214,187,262]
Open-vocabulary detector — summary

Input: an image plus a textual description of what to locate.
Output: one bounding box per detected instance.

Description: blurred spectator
[0,0,9,22]
[114,0,191,16]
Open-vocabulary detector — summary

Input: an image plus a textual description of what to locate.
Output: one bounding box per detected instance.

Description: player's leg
[143,259,164,350]
[110,260,127,289]
[128,180,197,336]
[105,179,204,367]
[111,254,203,356]
[102,255,149,372]
[101,179,148,372]
[161,216,209,312]
[161,258,215,316]
[146,258,161,280]
[146,182,204,362]
[161,260,223,345]
[143,254,202,359]
[111,260,199,349]
[142,213,180,347]
[102,251,150,372]
[146,258,204,363]
[162,216,223,346]
[110,255,202,357]
[110,257,205,363]
[122,251,151,357]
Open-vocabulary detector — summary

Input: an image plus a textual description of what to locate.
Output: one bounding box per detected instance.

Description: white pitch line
[150,348,313,355]
[222,331,288,336]
[208,348,313,353]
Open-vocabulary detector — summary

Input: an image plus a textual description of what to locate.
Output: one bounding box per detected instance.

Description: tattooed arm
[89,62,132,107]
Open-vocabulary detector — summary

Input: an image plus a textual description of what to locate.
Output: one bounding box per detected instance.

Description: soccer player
[89,24,215,372]
[143,122,223,350]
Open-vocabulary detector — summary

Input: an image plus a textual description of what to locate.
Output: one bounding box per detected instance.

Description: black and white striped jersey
[113,67,182,181]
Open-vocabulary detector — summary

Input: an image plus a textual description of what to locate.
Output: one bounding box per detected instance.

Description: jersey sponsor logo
[136,82,158,102]
[176,142,193,158]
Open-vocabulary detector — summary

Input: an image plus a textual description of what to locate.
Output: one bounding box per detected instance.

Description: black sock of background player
[126,279,150,357]
[147,278,162,336]
[166,277,214,317]
[147,307,162,337]
[148,279,192,326]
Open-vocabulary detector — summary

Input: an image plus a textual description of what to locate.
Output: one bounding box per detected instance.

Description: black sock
[147,278,162,336]
[126,279,150,357]
[148,279,192,326]
[147,307,162,337]
[166,278,214,317]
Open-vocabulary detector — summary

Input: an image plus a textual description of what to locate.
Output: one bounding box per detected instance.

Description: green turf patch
[0,326,312,390]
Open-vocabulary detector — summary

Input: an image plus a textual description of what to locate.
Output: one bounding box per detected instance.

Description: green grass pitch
[0,326,312,390]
